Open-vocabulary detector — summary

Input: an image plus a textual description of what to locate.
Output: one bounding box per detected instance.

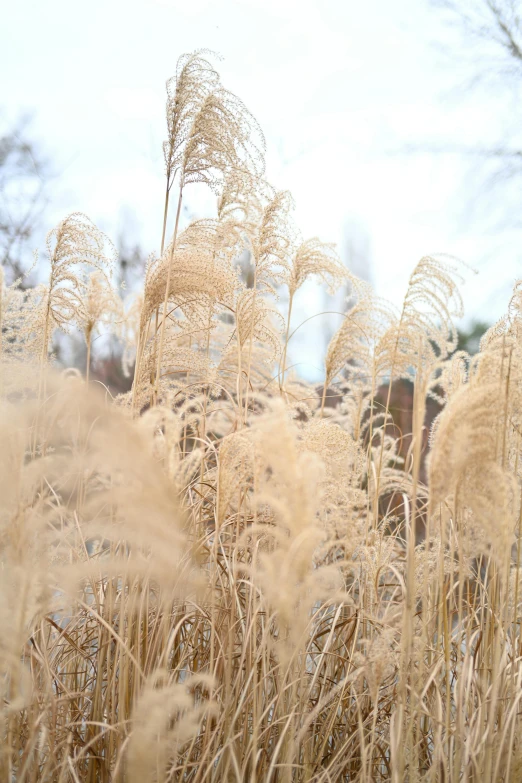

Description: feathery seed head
[164,50,221,189]
[287,237,347,296]
[43,212,116,347]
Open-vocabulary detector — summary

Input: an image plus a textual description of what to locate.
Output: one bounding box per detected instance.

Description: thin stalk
[243,267,258,425]
[236,337,243,422]
[39,291,53,397]
[131,324,142,414]
[320,380,328,418]
[516,486,522,660]
[131,180,171,413]
[399,341,426,782]
[33,288,53,458]
[364,367,377,545]
[0,278,3,397]
[279,292,293,393]
[154,185,183,406]
[160,182,171,257]
[85,329,92,385]
[197,312,212,530]
[0,277,3,361]
[151,307,160,408]
[148,182,172,406]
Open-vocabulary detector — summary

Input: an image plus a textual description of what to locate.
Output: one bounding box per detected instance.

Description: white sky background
[1,0,521,379]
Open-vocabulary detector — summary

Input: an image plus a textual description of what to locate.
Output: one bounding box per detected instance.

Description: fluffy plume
[430,280,522,561]
[153,51,266,408]
[40,212,116,360]
[140,219,240,333]
[325,291,397,389]
[380,254,464,382]
[181,87,266,193]
[77,270,122,345]
[0,280,47,363]
[243,400,344,655]
[127,671,215,783]
[163,50,265,199]
[235,287,283,361]
[163,50,221,193]
[286,237,347,296]
[249,189,294,290]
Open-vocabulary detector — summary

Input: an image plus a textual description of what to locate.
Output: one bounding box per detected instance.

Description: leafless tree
[434,0,522,81]
[0,117,49,285]
[429,0,522,212]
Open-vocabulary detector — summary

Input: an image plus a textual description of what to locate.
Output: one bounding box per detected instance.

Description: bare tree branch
[0,117,50,286]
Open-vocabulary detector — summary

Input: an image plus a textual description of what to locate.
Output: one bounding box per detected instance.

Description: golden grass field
[1,50,522,782]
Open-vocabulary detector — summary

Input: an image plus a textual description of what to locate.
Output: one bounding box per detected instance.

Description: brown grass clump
[2,50,522,782]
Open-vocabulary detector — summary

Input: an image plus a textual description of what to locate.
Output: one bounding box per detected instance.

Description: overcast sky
[2,0,521,378]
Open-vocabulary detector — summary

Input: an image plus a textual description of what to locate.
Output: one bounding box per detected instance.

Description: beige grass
[1,50,522,782]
